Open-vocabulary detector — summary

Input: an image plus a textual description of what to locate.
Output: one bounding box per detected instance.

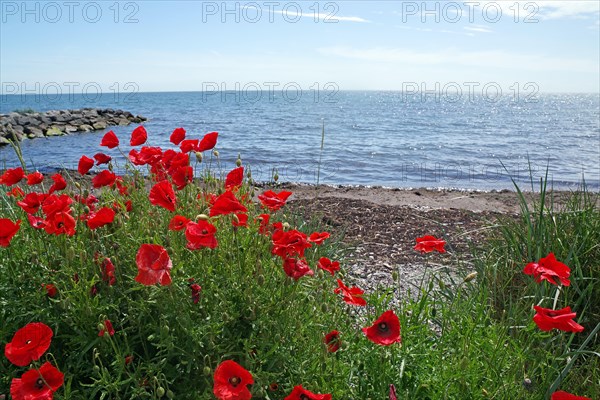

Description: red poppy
[168,215,190,231]
[6,186,25,198]
[27,214,47,230]
[185,221,218,250]
[26,171,44,185]
[256,214,271,235]
[210,191,248,217]
[0,167,24,186]
[190,283,202,304]
[317,257,340,276]
[225,167,244,190]
[170,127,186,145]
[47,173,67,194]
[198,131,218,152]
[551,391,591,400]
[213,360,253,400]
[17,193,45,214]
[179,139,199,153]
[92,170,117,188]
[271,229,311,258]
[390,384,398,400]
[533,306,584,333]
[171,165,193,190]
[283,257,314,280]
[41,194,72,216]
[135,244,173,286]
[93,152,112,165]
[324,330,341,352]
[100,258,116,285]
[78,155,95,175]
[86,207,116,230]
[10,362,64,400]
[100,130,119,148]
[98,319,115,337]
[130,125,147,146]
[44,212,76,236]
[43,283,58,298]
[4,322,53,366]
[308,231,330,245]
[414,235,446,254]
[149,180,177,212]
[334,279,366,306]
[125,355,134,365]
[524,252,571,286]
[232,213,248,227]
[362,310,402,346]
[284,385,332,400]
[258,190,293,211]
[0,219,21,247]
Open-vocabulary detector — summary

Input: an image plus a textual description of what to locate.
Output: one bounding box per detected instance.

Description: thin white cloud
[242,5,369,23]
[534,1,600,19]
[463,26,493,33]
[316,46,598,73]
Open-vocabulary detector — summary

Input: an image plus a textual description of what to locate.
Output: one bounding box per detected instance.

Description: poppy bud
[321,303,328,313]
[196,214,209,221]
[83,189,89,198]
[195,152,203,162]
[273,173,279,182]
[438,279,445,290]
[203,366,212,376]
[97,323,105,331]
[392,271,399,281]
[482,388,489,397]
[317,269,324,279]
[232,213,240,224]
[93,365,100,374]
[282,222,290,230]
[236,157,242,167]
[256,275,265,286]
[147,334,156,341]
[463,271,478,283]
[108,163,114,172]
[83,206,91,214]
[156,387,165,397]
[67,246,75,262]
[74,182,81,189]
[167,390,175,399]
[161,325,170,335]
[246,170,252,178]
[212,150,219,157]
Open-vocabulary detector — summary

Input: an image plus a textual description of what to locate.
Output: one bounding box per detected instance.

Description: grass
[0,131,598,399]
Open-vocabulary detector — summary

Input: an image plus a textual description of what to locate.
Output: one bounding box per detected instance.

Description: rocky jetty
[0,108,147,145]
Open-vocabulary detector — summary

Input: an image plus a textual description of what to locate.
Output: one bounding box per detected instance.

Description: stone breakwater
[0,108,147,145]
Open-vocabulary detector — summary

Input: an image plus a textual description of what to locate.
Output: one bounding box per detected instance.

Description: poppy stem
[552,285,562,310]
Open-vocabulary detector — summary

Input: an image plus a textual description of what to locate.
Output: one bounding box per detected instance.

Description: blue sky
[1,1,599,93]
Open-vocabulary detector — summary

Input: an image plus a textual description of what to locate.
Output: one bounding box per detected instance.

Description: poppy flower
[271,229,311,258]
[41,194,72,216]
[100,258,116,285]
[17,193,45,214]
[43,283,58,297]
[185,221,218,250]
[551,391,591,400]
[98,319,115,337]
[198,131,218,152]
[170,127,186,145]
[362,310,402,346]
[284,385,332,400]
[10,361,64,400]
[283,257,314,280]
[213,360,253,400]
[86,207,116,230]
[179,139,199,153]
[4,322,53,366]
[309,231,330,245]
[27,214,47,230]
[100,130,119,148]
[317,257,340,276]
[256,214,271,235]
[334,279,366,306]
[0,167,24,186]
[135,244,173,286]
[533,306,584,333]
[125,355,134,365]
[48,173,67,194]
[232,213,248,227]
[414,235,446,254]
[26,171,44,185]
[44,212,76,237]
[0,218,21,247]
[92,170,117,188]
[78,155,95,175]
[524,252,571,286]
[168,215,190,231]
[210,191,248,217]
[390,384,398,400]
[6,186,25,198]
[190,283,202,304]
[171,165,193,190]
[93,153,112,165]
[130,125,147,146]
[324,330,341,352]
[225,167,244,190]
[258,190,293,211]
[149,180,177,212]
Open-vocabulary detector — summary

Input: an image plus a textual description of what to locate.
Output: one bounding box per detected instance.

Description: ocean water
[1,91,598,191]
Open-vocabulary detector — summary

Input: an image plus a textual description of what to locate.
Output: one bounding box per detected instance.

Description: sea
[1,91,599,192]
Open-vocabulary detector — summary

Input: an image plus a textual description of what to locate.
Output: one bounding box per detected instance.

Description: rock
[0,136,11,145]
[45,127,64,136]
[64,125,78,133]
[117,118,131,126]
[78,124,94,132]
[92,121,107,130]
[24,126,44,137]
